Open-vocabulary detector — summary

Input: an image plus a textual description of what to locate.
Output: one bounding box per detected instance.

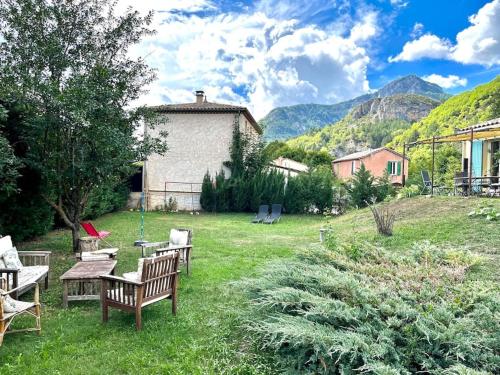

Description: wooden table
[454,176,500,195]
[60,260,117,308]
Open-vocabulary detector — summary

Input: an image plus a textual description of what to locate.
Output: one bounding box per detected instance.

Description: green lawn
[0,197,499,373]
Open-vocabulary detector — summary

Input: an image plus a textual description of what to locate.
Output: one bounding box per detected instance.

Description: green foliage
[214,170,231,212]
[287,94,439,156]
[200,171,215,212]
[263,141,332,168]
[262,75,448,141]
[239,240,497,374]
[0,104,20,197]
[389,76,500,185]
[397,184,420,199]
[375,170,395,202]
[0,0,168,250]
[203,119,332,214]
[82,181,129,219]
[348,164,377,207]
[468,203,500,221]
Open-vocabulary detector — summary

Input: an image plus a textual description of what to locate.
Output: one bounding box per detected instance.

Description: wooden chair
[0,278,41,346]
[141,228,193,275]
[0,236,51,299]
[100,252,180,330]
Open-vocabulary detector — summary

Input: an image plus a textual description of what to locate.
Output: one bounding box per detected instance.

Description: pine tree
[200,171,215,211]
[349,163,377,208]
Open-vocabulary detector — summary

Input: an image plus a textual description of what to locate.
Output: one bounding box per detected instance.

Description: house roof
[151,101,262,134]
[333,147,408,163]
[270,157,309,173]
[455,117,500,133]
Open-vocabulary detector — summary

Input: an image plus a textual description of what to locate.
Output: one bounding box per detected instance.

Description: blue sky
[120,0,500,119]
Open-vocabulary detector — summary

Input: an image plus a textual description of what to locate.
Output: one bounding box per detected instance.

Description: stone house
[137,91,261,211]
[332,147,409,185]
[270,157,309,178]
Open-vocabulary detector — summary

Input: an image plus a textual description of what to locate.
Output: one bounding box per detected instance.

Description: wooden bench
[100,252,180,330]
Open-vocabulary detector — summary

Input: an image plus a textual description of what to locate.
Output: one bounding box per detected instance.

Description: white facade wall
[144,111,259,210]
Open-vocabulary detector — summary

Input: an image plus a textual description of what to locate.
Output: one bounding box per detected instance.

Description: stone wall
[144,111,259,210]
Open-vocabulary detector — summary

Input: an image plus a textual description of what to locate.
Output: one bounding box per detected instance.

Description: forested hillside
[261,75,449,141]
[286,94,439,157]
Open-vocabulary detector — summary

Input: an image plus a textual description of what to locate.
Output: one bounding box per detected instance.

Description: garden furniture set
[0,226,193,344]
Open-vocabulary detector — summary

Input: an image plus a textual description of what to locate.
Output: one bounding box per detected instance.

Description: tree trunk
[71,224,80,253]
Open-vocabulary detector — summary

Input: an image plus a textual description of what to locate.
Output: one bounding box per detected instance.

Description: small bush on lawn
[238,239,498,374]
[468,203,500,221]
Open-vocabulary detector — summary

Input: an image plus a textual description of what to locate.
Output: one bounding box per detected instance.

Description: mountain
[286,94,440,158]
[261,75,450,141]
[389,75,500,148]
[386,75,500,184]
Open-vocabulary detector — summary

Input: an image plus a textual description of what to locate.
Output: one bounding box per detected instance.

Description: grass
[0,196,499,373]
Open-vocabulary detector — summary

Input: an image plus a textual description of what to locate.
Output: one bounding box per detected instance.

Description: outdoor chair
[420,170,450,195]
[252,205,269,223]
[0,236,51,299]
[80,222,113,247]
[100,252,180,330]
[454,171,468,196]
[263,204,282,224]
[140,228,193,275]
[0,278,41,346]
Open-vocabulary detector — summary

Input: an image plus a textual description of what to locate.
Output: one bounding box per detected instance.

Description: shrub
[348,163,377,208]
[238,240,497,374]
[83,181,129,219]
[200,171,215,211]
[397,184,420,199]
[468,203,500,221]
[367,200,396,236]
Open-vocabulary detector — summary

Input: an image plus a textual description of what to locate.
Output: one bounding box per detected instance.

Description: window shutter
[397,161,401,176]
[387,161,392,174]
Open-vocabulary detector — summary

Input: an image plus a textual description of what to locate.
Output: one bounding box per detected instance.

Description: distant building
[456,118,500,179]
[270,157,309,178]
[332,147,408,185]
[133,91,261,211]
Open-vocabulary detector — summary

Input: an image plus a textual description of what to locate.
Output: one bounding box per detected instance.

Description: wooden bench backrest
[140,252,179,302]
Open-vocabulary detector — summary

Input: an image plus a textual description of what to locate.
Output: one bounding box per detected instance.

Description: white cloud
[390,0,409,8]
[389,0,500,66]
[128,4,378,119]
[388,34,452,62]
[410,22,424,39]
[422,74,468,89]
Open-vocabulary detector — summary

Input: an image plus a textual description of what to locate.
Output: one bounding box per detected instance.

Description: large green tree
[0,0,168,250]
[0,104,20,197]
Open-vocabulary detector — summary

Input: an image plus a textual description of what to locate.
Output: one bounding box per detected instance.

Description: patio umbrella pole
[431,136,435,196]
[468,128,473,196]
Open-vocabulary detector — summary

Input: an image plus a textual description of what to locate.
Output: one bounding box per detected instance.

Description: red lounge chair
[81,222,111,239]
[80,222,114,248]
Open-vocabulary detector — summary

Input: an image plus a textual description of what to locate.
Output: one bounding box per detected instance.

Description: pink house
[332,147,409,185]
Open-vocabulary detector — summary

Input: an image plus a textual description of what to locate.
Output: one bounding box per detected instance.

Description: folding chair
[80,222,114,247]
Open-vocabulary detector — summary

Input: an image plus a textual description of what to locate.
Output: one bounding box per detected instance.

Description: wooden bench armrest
[0,268,20,274]
[100,275,143,286]
[17,251,51,266]
[141,241,169,248]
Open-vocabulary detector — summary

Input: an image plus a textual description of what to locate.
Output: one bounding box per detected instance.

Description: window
[351,160,356,175]
[387,161,401,176]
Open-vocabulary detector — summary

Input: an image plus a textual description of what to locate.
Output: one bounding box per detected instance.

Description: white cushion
[0,236,13,258]
[169,229,189,247]
[3,247,23,270]
[122,258,145,282]
[0,290,35,313]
